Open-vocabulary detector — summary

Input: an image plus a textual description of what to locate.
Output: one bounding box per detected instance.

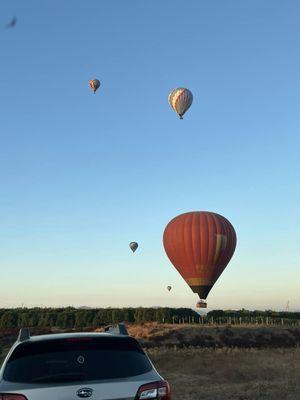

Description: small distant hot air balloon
[167,286,172,292]
[89,79,101,94]
[163,211,237,302]
[6,17,17,29]
[129,242,138,253]
[168,88,193,119]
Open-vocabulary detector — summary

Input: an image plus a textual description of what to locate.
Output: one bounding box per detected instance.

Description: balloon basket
[196,300,207,309]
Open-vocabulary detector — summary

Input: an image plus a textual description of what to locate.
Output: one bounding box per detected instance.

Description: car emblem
[77,355,85,364]
[76,388,93,398]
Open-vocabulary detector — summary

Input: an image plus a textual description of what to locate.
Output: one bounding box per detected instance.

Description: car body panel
[0,331,163,400]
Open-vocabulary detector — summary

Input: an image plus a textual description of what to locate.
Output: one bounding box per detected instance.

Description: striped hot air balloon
[168,88,193,119]
[89,79,101,93]
[163,212,237,300]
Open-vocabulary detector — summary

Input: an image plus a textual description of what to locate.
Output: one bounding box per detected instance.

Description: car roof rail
[104,323,128,335]
[18,327,30,342]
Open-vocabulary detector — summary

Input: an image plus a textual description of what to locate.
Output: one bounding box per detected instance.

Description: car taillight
[135,380,171,400]
[0,395,28,400]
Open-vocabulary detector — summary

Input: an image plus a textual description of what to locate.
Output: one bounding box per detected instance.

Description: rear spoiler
[17,324,129,341]
[18,327,30,342]
[104,323,128,335]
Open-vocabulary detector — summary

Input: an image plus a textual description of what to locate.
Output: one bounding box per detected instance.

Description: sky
[0,0,299,311]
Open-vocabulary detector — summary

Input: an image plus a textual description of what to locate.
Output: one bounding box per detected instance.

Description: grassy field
[1,324,300,399]
[149,347,300,400]
[128,323,300,348]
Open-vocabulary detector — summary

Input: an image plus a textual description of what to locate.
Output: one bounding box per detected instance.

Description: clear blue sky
[0,0,299,310]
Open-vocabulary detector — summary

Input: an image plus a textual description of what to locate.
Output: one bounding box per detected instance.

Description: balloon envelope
[129,242,138,253]
[89,79,101,93]
[163,211,237,299]
[168,88,193,119]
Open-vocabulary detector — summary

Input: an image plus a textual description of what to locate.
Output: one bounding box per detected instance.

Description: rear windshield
[4,336,152,383]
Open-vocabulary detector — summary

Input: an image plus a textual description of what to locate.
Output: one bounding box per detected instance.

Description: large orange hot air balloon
[163,211,237,300]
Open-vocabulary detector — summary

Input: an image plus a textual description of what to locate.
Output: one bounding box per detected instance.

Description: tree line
[0,307,299,329]
[0,307,199,329]
[207,309,300,319]
[206,309,300,325]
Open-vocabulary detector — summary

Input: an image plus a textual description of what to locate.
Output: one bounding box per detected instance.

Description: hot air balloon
[167,286,172,292]
[89,79,101,93]
[6,17,17,29]
[129,242,138,253]
[163,211,236,302]
[168,88,193,119]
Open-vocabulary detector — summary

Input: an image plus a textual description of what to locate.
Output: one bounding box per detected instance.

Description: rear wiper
[31,373,85,383]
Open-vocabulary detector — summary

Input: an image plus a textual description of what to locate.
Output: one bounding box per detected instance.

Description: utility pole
[286,301,290,312]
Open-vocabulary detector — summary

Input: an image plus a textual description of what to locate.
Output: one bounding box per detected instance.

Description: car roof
[24,332,131,343]
[15,324,130,344]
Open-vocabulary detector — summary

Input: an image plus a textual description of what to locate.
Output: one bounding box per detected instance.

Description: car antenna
[18,327,30,342]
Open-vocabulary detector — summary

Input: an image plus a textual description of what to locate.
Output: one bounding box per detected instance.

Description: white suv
[0,325,171,400]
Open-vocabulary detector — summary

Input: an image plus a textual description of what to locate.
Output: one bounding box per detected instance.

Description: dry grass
[127,323,178,340]
[127,323,300,349]
[148,347,300,400]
